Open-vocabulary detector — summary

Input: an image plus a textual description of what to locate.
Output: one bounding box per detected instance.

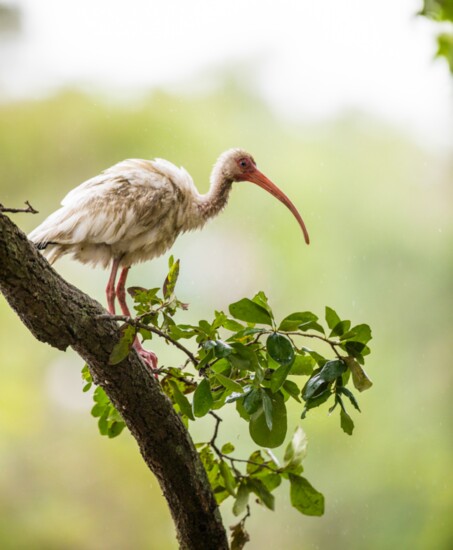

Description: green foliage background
[0,84,452,549]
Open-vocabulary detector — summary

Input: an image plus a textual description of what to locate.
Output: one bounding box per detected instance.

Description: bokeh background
[1,1,452,549]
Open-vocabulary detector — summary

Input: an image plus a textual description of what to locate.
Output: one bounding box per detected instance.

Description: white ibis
[29,148,309,368]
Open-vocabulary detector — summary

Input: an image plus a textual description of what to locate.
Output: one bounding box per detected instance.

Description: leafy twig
[99,313,198,367]
[208,411,277,475]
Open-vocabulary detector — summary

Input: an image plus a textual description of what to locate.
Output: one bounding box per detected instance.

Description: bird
[29,148,310,369]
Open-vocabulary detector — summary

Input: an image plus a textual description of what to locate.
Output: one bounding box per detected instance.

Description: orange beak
[245,168,310,245]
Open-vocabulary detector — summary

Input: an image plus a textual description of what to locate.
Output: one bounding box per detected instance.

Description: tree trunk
[0,212,229,550]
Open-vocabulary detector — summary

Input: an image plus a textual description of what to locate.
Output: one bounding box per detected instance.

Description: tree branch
[0,213,228,550]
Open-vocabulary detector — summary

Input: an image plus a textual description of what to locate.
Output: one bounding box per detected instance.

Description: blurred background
[1,1,452,548]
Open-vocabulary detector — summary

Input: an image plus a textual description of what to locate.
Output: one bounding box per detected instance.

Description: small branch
[208,411,277,475]
[99,313,199,367]
[0,200,38,214]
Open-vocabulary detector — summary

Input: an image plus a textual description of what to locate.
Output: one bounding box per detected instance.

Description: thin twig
[207,411,277,475]
[99,313,199,367]
[0,201,38,214]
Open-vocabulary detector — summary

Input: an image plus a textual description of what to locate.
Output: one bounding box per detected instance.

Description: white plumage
[29,148,309,368]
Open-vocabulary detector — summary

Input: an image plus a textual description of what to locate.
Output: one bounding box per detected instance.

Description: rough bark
[0,212,229,550]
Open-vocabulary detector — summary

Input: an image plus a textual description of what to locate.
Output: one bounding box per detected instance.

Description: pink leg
[116,266,158,371]
[106,258,121,314]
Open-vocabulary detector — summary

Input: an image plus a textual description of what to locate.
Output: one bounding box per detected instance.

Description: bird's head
[214,148,310,245]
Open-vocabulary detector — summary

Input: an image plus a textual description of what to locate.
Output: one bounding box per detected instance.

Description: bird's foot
[133,340,158,372]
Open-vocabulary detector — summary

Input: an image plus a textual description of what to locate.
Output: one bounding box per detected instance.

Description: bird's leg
[116,266,158,371]
[106,258,121,314]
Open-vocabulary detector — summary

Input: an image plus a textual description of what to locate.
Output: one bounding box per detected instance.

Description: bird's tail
[28,208,74,265]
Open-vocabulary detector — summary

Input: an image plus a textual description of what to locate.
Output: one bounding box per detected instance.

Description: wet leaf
[249,391,287,448]
[243,389,262,415]
[319,359,347,381]
[266,333,295,366]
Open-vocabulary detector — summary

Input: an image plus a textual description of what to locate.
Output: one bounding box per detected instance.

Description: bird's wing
[29,159,193,247]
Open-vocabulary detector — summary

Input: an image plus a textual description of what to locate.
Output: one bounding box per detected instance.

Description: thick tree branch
[0,212,228,550]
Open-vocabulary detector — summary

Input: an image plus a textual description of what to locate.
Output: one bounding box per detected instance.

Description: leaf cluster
[83,259,373,531]
[420,0,453,73]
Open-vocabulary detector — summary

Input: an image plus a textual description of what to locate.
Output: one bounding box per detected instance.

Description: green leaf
[301,388,332,418]
[163,258,180,298]
[302,374,328,401]
[249,391,287,448]
[325,306,341,330]
[289,473,324,516]
[248,478,275,510]
[278,311,319,332]
[266,333,295,367]
[437,33,453,73]
[243,389,262,415]
[108,421,126,438]
[169,380,195,420]
[339,387,361,412]
[344,357,373,392]
[282,380,302,402]
[109,324,137,365]
[261,389,274,431]
[219,461,237,496]
[319,359,347,381]
[340,409,354,435]
[270,363,292,393]
[214,340,234,358]
[229,343,259,371]
[215,373,243,393]
[222,318,245,332]
[283,426,308,470]
[221,442,235,455]
[192,378,213,418]
[252,291,274,319]
[233,481,250,516]
[302,347,327,367]
[340,323,372,344]
[330,320,351,337]
[229,298,273,325]
[290,354,315,375]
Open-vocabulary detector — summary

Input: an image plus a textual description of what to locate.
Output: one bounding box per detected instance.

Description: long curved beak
[245,169,310,245]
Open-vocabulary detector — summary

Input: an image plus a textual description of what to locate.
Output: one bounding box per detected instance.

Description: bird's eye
[239,159,248,169]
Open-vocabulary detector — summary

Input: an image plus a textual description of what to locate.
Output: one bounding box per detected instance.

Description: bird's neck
[195,174,233,224]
